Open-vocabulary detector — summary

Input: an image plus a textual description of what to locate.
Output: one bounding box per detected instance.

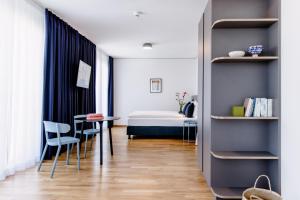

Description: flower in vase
[176,91,188,113]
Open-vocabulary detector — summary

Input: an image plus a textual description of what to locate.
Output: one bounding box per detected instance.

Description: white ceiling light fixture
[133,11,143,18]
[143,43,153,50]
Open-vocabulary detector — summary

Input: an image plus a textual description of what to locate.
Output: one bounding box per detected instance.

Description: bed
[127,111,197,138]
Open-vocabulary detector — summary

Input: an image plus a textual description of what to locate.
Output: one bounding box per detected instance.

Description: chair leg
[37,144,48,172]
[77,142,80,170]
[90,134,95,151]
[50,146,61,178]
[66,144,70,165]
[71,133,77,153]
[84,134,88,158]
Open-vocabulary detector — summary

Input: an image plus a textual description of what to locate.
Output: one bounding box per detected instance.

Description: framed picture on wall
[150,78,162,93]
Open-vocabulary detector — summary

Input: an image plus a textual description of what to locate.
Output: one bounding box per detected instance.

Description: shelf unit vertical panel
[202,0,213,186]
[197,14,205,172]
[268,0,281,193]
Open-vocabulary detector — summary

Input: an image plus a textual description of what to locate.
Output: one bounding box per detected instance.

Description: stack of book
[87,113,104,120]
[243,98,273,117]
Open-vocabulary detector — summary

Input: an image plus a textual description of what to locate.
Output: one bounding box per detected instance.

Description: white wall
[114,58,198,125]
[281,0,300,199]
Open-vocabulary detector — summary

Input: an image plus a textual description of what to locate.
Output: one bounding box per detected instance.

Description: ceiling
[35,0,206,58]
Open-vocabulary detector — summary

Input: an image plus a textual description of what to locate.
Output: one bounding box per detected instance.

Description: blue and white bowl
[248,45,263,57]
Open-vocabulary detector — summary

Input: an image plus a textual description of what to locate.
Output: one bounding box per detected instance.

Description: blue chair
[38,121,80,178]
[73,115,100,158]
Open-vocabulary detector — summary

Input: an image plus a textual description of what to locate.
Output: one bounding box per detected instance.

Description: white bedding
[128,110,197,127]
[128,111,185,119]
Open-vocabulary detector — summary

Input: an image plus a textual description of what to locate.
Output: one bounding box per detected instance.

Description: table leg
[80,122,84,152]
[188,123,190,143]
[183,123,185,143]
[109,127,113,156]
[99,122,103,165]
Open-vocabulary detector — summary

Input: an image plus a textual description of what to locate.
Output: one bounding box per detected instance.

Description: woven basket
[242,175,282,200]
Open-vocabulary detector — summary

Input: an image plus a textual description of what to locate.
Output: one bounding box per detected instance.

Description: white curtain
[101,53,109,118]
[95,49,109,128]
[0,0,44,180]
[96,50,109,114]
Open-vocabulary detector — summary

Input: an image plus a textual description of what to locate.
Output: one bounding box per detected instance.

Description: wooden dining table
[78,116,120,165]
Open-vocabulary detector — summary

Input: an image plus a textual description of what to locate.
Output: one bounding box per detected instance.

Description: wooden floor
[0,127,213,200]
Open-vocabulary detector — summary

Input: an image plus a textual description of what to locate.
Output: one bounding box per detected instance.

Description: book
[243,98,249,116]
[245,98,254,117]
[243,98,250,109]
[253,98,261,117]
[260,98,268,117]
[267,99,273,117]
[87,113,104,120]
[251,98,256,117]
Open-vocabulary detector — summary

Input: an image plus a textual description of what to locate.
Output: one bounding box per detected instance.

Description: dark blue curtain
[42,9,96,159]
[108,56,114,128]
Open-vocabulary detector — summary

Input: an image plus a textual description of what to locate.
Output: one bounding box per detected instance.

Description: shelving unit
[211,151,278,160]
[211,187,247,199]
[212,18,279,29]
[211,56,279,63]
[211,115,278,120]
[198,0,280,199]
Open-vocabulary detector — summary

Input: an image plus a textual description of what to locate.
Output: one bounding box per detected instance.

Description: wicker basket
[242,175,282,200]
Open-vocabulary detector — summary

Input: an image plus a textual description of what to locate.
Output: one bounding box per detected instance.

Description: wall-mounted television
[76,60,91,89]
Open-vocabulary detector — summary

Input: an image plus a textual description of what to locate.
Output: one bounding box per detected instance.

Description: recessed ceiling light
[133,11,143,17]
[143,43,153,50]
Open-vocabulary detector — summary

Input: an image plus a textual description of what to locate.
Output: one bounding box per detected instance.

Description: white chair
[73,115,100,158]
[38,121,80,178]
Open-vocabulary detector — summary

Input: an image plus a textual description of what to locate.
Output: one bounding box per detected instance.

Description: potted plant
[176,91,187,114]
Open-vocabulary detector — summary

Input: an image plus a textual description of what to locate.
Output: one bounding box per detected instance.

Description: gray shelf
[212,18,278,29]
[211,56,279,63]
[211,151,279,160]
[198,0,281,198]
[211,115,278,120]
[211,187,246,199]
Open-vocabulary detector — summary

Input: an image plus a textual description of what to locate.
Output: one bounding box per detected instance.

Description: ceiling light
[133,11,143,17]
[143,43,153,50]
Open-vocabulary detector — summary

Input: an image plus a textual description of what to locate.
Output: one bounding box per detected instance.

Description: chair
[38,121,80,178]
[73,115,100,158]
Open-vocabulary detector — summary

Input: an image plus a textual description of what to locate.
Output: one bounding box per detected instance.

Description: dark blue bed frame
[127,126,196,139]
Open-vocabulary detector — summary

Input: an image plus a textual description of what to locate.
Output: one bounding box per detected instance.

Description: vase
[179,104,184,114]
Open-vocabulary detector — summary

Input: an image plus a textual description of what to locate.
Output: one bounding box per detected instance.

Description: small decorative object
[228,50,245,57]
[176,91,188,113]
[150,78,162,93]
[232,106,245,117]
[248,45,263,57]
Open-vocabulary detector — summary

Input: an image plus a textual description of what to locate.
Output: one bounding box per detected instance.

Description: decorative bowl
[228,51,245,58]
[248,45,263,57]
